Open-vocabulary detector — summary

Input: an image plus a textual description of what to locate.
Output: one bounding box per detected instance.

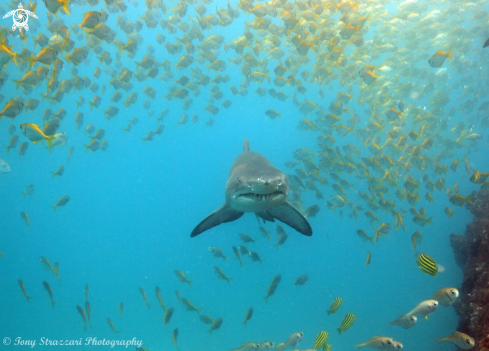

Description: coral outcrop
[451,189,489,351]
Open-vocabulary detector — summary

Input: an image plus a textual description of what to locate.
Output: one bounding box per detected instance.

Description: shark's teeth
[240,191,283,201]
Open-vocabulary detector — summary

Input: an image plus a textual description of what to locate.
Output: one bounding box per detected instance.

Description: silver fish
[0,158,11,173]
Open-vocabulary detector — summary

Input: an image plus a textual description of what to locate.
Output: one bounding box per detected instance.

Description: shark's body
[191,139,312,237]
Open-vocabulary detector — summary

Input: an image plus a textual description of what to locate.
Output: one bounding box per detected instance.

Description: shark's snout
[232,174,289,210]
[248,175,287,193]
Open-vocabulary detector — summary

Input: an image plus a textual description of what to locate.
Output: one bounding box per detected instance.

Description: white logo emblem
[3,3,37,32]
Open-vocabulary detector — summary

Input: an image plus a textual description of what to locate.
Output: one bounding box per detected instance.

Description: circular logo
[13,9,28,26]
[3,337,11,345]
[12,9,28,30]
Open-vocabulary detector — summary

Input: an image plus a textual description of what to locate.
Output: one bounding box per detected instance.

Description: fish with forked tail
[389,314,417,329]
[430,288,459,306]
[42,281,55,308]
[263,274,281,303]
[405,299,438,317]
[438,332,475,349]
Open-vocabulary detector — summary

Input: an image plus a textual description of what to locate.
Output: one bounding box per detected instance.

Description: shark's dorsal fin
[243,139,250,152]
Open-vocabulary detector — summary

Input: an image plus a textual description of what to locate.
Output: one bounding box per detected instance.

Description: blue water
[1,0,488,350]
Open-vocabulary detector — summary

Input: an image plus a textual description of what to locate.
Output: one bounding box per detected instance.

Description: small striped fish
[417,253,438,276]
[314,331,329,349]
[323,343,332,351]
[327,297,343,315]
[243,307,253,326]
[337,313,356,334]
[172,328,179,350]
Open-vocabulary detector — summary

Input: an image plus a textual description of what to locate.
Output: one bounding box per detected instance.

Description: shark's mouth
[237,191,284,201]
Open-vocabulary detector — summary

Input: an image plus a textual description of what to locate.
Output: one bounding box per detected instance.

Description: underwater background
[1,0,489,350]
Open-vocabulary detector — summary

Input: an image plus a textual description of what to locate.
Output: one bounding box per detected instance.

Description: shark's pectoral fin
[256,211,275,223]
[223,210,244,223]
[190,204,244,237]
[267,201,313,236]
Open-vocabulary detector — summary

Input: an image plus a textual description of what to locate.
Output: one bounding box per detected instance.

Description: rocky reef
[450,189,489,351]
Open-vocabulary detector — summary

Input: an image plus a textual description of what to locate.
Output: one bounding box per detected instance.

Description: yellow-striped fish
[337,313,356,334]
[18,279,32,302]
[107,318,119,334]
[85,301,91,328]
[365,252,371,265]
[323,343,332,351]
[20,212,30,227]
[182,298,201,313]
[243,307,253,326]
[327,297,343,315]
[172,328,179,349]
[20,123,54,146]
[209,317,223,334]
[417,253,438,276]
[444,207,455,219]
[263,274,281,303]
[42,281,55,308]
[156,286,166,310]
[77,305,87,332]
[199,315,213,325]
[139,287,151,308]
[294,274,309,286]
[314,331,329,349]
[214,266,232,283]
[356,229,373,244]
[412,231,422,250]
[174,270,192,286]
[39,256,55,274]
[232,246,243,267]
[164,307,174,325]
[53,262,60,283]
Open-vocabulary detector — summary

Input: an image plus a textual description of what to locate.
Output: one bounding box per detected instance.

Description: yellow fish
[25,49,58,69]
[139,288,150,308]
[449,194,473,207]
[0,43,18,66]
[174,270,192,286]
[0,101,24,120]
[155,286,166,310]
[172,328,179,349]
[52,196,70,211]
[429,48,452,68]
[365,252,371,265]
[20,123,53,146]
[437,332,474,349]
[444,207,455,219]
[242,307,253,326]
[107,318,119,334]
[18,279,32,302]
[20,212,31,227]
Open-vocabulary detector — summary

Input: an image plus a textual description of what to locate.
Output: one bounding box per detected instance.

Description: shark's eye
[387,341,392,345]
[237,177,241,183]
[465,339,471,344]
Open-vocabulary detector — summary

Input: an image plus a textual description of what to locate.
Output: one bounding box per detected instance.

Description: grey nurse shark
[191,139,312,237]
